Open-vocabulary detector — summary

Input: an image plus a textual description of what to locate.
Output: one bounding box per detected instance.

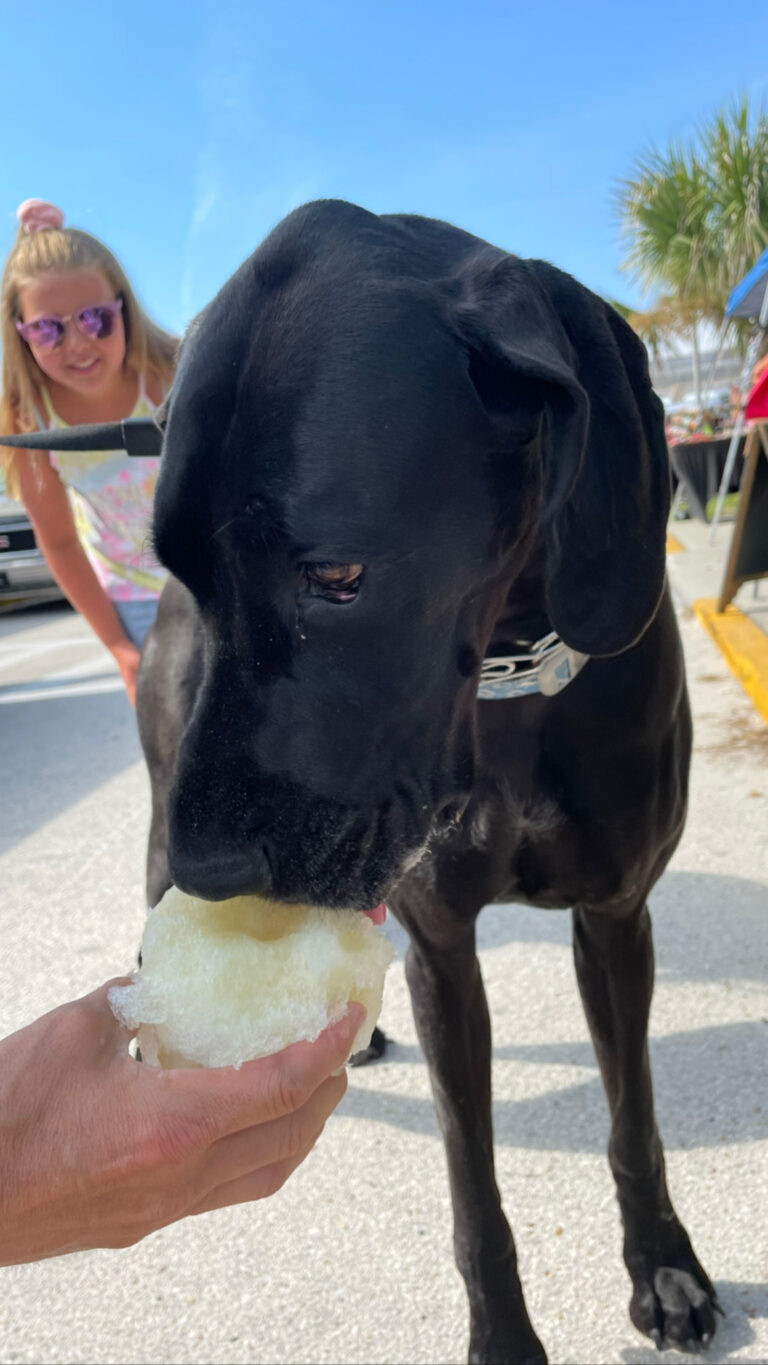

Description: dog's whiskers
[211,516,240,541]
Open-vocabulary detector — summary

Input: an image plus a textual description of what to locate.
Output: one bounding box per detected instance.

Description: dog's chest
[502,792,564,842]
[455,765,645,912]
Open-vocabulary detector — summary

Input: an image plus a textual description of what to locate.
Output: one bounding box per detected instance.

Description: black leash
[0,418,161,456]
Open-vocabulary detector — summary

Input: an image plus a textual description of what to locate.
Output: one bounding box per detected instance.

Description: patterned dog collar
[478,632,589,700]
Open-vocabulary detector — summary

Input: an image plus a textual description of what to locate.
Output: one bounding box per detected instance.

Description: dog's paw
[348,1024,388,1067]
[630,1265,722,1352]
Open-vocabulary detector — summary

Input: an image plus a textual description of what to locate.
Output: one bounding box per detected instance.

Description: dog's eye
[303,562,363,603]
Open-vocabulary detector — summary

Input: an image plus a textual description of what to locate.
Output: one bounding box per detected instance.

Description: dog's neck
[488,547,552,653]
[476,546,589,701]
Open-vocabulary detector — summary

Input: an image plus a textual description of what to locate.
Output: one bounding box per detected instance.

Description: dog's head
[152,200,669,908]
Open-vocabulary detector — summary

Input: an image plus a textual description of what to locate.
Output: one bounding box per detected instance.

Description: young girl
[0,199,177,705]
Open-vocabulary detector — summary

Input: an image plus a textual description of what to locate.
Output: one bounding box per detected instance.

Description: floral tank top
[40,378,167,603]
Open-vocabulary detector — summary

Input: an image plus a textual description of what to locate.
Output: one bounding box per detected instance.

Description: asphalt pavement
[0,593,766,1365]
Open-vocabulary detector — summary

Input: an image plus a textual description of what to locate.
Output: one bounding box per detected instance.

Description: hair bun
[17,199,65,234]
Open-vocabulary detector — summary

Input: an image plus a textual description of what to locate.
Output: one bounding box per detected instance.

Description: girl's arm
[14,451,141,705]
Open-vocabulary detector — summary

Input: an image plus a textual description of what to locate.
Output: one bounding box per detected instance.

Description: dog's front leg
[572,899,719,1351]
[397,902,546,1365]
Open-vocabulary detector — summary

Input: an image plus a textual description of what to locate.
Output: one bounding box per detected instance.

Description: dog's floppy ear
[454,253,670,657]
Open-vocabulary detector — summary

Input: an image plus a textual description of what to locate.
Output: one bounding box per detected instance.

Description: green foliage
[614,94,768,352]
[702,98,768,289]
[706,491,741,520]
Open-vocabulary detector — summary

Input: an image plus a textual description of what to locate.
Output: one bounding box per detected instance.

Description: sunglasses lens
[77,306,116,340]
[23,318,63,349]
[17,300,122,349]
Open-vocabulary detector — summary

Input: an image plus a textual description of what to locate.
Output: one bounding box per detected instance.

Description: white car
[0,488,63,608]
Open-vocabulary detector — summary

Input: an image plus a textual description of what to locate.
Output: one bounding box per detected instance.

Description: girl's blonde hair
[1,214,177,497]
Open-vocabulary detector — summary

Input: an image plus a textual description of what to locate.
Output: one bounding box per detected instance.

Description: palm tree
[700,96,768,292]
[615,144,717,404]
[614,95,768,407]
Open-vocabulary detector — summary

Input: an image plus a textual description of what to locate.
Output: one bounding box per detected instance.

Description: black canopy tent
[709,248,768,536]
[709,248,768,610]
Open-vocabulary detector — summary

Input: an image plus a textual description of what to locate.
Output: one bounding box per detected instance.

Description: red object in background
[745,367,768,420]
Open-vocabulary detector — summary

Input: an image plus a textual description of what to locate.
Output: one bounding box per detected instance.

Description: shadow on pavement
[0,689,143,856]
[470,870,768,985]
[343,1016,768,1152]
[354,874,768,1153]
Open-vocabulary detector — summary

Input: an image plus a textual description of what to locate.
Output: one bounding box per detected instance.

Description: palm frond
[614,93,768,330]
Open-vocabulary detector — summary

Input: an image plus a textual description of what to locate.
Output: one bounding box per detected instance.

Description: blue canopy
[726,246,768,318]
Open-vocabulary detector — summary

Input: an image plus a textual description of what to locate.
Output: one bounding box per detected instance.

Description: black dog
[136,200,718,1364]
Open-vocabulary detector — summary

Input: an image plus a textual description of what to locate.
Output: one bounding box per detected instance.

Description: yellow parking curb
[693,598,768,725]
[666,533,684,554]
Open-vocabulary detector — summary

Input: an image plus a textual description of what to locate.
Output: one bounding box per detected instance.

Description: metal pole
[709,410,746,540]
[702,319,728,391]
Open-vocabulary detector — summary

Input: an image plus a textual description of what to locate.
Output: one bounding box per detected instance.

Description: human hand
[0,982,363,1265]
[110,640,141,706]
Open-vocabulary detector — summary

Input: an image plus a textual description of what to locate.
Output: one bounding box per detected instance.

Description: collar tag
[478,636,589,700]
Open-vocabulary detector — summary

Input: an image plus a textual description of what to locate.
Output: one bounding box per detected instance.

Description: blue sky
[3,0,767,337]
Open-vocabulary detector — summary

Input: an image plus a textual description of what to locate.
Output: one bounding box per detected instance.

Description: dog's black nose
[167,847,274,903]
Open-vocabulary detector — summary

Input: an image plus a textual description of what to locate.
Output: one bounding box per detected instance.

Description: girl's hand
[0,983,363,1265]
[111,639,141,706]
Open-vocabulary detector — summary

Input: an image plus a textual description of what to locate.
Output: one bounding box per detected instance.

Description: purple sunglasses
[16,297,123,350]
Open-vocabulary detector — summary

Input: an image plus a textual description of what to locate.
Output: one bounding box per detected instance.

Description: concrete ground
[668,513,768,636]
[0,593,766,1365]
[667,513,768,729]
[667,515,768,639]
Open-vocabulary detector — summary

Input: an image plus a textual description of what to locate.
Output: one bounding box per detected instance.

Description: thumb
[80,978,139,1049]
[166,1002,368,1136]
